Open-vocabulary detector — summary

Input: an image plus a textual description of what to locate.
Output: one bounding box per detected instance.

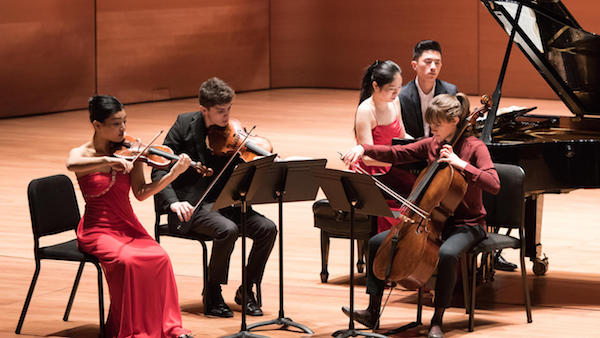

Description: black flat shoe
[428,325,444,338]
[234,286,263,316]
[204,290,234,318]
[341,306,378,329]
[494,253,517,272]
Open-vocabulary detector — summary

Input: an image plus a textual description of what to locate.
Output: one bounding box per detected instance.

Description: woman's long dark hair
[88,95,123,123]
[358,60,402,104]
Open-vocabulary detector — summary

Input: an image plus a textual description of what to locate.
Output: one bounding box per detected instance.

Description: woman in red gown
[66,95,193,338]
[354,60,415,233]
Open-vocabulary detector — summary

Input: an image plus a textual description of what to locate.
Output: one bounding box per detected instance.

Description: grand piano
[479,0,600,275]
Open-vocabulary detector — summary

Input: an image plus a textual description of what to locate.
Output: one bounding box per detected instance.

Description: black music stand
[246,158,327,334]
[311,168,392,338]
[214,155,277,338]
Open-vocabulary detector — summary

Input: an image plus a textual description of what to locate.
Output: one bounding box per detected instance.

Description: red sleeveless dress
[76,171,189,338]
[356,118,404,175]
[355,101,414,233]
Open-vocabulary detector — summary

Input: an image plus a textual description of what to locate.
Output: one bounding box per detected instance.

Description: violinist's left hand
[437,144,467,170]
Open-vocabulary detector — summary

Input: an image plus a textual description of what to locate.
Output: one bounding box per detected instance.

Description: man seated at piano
[400,39,516,271]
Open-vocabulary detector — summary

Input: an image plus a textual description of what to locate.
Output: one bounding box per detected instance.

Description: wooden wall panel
[0,1,94,118]
[96,0,270,104]
[478,0,600,100]
[270,0,479,94]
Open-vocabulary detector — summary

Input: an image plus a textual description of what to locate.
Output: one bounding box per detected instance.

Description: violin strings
[129,130,164,164]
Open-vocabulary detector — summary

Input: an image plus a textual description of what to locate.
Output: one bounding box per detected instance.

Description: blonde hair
[424,93,470,125]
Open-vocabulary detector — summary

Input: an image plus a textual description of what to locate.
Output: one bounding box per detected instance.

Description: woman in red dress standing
[66,95,193,338]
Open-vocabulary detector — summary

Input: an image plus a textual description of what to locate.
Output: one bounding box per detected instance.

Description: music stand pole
[248,165,314,334]
[311,168,390,338]
[331,177,387,338]
[218,159,272,338]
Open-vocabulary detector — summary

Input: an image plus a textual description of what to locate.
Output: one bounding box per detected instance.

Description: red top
[357,117,405,175]
[362,136,500,227]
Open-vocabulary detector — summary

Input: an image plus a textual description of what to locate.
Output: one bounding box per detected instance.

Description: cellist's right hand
[342,145,365,168]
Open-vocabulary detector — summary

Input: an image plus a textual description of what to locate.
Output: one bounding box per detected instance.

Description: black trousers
[366,224,486,308]
[189,202,277,287]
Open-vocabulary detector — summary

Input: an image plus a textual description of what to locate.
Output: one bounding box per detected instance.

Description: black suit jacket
[399,79,458,138]
[151,111,235,233]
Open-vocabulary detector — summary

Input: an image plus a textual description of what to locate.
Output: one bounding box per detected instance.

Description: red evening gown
[355,116,415,233]
[76,170,189,338]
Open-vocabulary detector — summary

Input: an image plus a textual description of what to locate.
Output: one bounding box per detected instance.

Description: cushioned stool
[313,199,377,283]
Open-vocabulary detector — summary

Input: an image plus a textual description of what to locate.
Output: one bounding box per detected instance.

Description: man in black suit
[399,40,458,139]
[399,40,516,271]
[152,77,277,318]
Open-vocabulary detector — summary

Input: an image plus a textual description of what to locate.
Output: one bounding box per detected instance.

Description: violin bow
[191,125,257,212]
[129,130,164,164]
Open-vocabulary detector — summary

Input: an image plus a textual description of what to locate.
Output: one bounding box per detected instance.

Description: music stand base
[222,331,269,338]
[248,317,314,334]
[384,320,422,335]
[332,328,388,338]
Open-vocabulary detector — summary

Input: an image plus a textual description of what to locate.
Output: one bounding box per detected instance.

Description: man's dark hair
[413,40,442,60]
[198,77,235,108]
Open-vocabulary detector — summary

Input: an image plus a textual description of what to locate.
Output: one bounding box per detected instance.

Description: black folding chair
[461,163,533,331]
[16,174,105,336]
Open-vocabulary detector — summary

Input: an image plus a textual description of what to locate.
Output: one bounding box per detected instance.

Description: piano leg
[524,194,549,276]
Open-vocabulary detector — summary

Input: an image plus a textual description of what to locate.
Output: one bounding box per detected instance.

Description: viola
[207,118,273,162]
[370,95,491,289]
[114,135,214,176]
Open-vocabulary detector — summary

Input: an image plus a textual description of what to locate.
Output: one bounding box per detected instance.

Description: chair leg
[200,240,209,298]
[416,287,423,325]
[320,230,330,283]
[15,263,41,334]
[63,261,86,321]
[520,248,533,323]
[469,252,478,332]
[94,262,105,338]
[461,253,470,314]
[357,239,366,273]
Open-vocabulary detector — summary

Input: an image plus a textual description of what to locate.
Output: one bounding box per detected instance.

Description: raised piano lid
[481,0,600,117]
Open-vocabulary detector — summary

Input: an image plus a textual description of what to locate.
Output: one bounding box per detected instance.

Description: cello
[370,96,491,289]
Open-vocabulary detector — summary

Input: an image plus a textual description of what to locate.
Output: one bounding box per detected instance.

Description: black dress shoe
[204,289,233,318]
[234,286,263,316]
[341,306,378,329]
[494,253,517,271]
[428,325,444,338]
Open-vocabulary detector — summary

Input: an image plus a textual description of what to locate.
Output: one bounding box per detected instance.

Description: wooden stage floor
[1,88,599,337]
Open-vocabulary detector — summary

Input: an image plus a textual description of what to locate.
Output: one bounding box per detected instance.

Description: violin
[114,135,214,176]
[369,95,491,289]
[207,118,274,162]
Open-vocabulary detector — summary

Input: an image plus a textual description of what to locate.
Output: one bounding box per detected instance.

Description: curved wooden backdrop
[1,0,598,117]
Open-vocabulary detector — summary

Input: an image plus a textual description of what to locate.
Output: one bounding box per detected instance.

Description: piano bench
[312,199,377,283]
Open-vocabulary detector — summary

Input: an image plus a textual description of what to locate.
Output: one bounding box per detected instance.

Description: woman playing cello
[342,93,500,338]
[66,95,194,337]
